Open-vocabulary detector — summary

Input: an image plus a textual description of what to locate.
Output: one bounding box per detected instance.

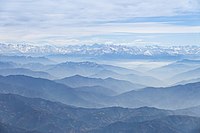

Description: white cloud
[1,0,199,24]
[0,0,199,45]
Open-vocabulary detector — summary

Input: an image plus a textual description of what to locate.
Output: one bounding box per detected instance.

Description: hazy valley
[0,43,200,133]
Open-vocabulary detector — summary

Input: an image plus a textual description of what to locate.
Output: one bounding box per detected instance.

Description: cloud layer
[0,0,200,45]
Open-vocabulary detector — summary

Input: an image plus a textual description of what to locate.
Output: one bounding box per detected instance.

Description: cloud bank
[0,0,199,45]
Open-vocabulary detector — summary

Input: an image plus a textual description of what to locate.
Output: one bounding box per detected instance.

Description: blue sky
[0,0,200,46]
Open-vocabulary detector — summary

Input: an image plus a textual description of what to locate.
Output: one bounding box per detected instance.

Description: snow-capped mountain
[1,43,200,57]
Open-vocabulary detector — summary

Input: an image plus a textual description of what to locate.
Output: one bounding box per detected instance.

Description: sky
[0,0,200,46]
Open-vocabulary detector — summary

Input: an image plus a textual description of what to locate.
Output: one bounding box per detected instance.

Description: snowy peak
[1,43,200,57]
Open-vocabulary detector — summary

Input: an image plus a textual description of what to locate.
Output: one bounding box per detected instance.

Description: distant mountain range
[46,61,142,78]
[91,70,164,87]
[175,78,200,85]
[1,43,200,59]
[0,75,100,107]
[0,54,54,64]
[113,82,200,109]
[56,75,144,94]
[0,75,200,109]
[171,67,200,83]
[0,68,54,79]
[0,52,200,132]
[149,59,200,80]
[0,75,144,108]
[44,61,163,87]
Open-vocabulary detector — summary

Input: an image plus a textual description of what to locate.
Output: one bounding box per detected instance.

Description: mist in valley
[0,0,200,132]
